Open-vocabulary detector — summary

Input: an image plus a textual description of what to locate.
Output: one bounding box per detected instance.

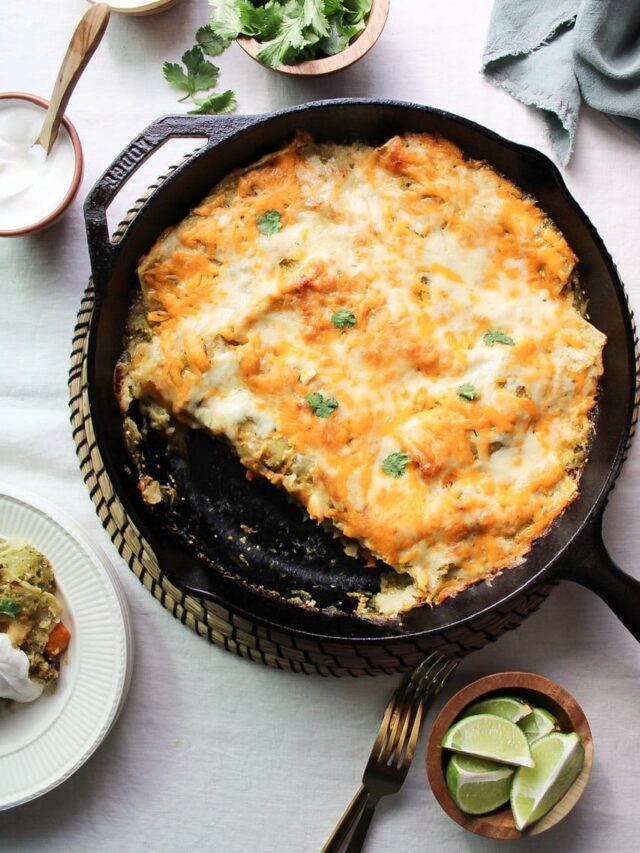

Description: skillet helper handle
[558,516,640,642]
[83,114,256,292]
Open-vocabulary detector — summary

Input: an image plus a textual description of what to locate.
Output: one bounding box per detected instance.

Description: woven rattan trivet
[69,170,606,678]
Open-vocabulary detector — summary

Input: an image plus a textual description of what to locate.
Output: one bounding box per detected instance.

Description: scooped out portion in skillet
[114,131,606,618]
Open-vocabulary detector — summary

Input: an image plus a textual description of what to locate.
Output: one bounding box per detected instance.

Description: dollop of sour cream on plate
[0,101,77,231]
[0,633,43,703]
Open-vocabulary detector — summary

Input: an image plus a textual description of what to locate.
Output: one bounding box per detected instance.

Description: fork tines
[373,653,458,771]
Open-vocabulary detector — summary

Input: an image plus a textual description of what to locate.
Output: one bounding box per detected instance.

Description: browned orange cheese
[118,133,606,615]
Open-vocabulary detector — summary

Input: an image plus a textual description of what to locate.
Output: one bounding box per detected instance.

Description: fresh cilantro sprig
[196,24,231,56]
[306,392,339,418]
[382,452,411,478]
[163,42,237,114]
[317,17,362,57]
[209,0,245,38]
[189,90,237,115]
[238,1,283,39]
[483,329,515,347]
[257,9,311,69]
[163,47,219,101]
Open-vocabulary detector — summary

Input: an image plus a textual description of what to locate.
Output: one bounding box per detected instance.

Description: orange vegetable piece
[44,622,71,658]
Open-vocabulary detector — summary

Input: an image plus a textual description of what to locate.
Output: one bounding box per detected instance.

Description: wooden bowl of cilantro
[212,0,390,77]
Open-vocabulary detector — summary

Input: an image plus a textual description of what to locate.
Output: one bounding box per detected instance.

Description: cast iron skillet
[84,99,640,643]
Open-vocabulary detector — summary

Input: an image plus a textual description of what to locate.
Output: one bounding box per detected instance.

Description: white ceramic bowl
[0,92,83,238]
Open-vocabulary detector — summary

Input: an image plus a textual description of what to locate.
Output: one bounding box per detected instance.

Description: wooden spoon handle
[36,3,110,154]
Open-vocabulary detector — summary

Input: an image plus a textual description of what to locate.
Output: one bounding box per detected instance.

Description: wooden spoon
[35,3,110,155]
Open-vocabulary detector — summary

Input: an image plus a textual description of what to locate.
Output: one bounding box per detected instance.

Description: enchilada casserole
[0,539,71,691]
[116,132,606,616]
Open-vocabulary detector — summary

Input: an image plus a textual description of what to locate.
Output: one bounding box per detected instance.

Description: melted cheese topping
[118,133,606,613]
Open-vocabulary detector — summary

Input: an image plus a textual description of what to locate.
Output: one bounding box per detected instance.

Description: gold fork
[321,652,459,853]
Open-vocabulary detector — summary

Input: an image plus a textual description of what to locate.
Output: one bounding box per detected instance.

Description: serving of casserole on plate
[115,130,605,618]
[0,538,71,701]
[0,489,132,810]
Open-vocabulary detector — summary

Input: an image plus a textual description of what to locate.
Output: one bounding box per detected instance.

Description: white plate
[0,488,133,810]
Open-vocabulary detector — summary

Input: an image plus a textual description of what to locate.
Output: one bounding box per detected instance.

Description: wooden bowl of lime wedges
[426,672,593,839]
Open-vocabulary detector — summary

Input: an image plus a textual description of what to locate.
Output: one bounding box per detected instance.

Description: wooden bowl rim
[237,0,390,77]
[426,672,593,840]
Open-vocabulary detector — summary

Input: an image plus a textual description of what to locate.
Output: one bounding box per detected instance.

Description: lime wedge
[461,695,533,725]
[441,714,534,767]
[446,754,514,815]
[518,707,559,744]
[511,731,585,830]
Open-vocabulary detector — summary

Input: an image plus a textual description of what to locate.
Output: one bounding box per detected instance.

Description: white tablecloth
[1,2,639,851]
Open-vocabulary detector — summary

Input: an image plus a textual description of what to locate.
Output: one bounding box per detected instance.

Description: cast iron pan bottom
[132,404,385,614]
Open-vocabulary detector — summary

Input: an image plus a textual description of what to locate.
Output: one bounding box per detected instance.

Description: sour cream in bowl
[0,93,83,237]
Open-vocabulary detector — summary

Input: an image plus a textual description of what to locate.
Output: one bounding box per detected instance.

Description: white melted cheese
[121,133,606,613]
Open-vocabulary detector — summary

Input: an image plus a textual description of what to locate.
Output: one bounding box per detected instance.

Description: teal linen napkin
[483,0,640,163]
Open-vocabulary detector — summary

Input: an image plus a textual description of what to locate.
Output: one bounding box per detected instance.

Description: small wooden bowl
[426,672,593,840]
[237,0,390,77]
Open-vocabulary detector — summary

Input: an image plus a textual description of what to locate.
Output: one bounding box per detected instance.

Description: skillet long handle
[83,113,257,293]
[556,516,640,642]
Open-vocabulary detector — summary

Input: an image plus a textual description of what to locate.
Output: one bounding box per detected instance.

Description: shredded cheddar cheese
[117,133,606,616]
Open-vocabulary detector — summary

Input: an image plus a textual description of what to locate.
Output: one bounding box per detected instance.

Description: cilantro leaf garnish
[306,392,339,418]
[163,47,219,100]
[483,329,515,347]
[162,62,191,94]
[185,46,220,91]
[257,209,282,235]
[0,598,21,618]
[382,452,411,478]
[163,34,237,114]
[196,24,231,56]
[457,383,481,401]
[188,90,237,115]
[331,309,357,329]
